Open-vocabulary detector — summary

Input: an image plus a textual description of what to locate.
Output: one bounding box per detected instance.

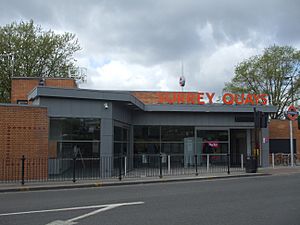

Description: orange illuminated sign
[157,92,268,105]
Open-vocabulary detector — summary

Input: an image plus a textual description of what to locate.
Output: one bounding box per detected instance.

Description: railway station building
[4,77,296,181]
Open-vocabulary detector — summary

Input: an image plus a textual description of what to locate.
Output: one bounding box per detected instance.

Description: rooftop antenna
[179,61,185,92]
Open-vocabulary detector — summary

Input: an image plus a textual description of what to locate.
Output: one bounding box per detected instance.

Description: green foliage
[0,20,81,102]
[224,45,300,118]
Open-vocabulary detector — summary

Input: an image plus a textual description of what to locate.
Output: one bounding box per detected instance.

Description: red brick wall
[45,79,77,89]
[0,105,49,180]
[11,78,77,104]
[132,91,200,104]
[269,119,300,154]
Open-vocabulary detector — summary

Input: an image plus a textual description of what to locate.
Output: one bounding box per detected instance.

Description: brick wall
[269,119,300,154]
[11,78,77,104]
[132,91,200,104]
[0,105,48,180]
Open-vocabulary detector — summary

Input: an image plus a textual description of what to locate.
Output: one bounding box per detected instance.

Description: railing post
[21,155,25,185]
[206,154,210,172]
[195,154,198,176]
[272,153,275,168]
[168,155,171,174]
[241,154,244,170]
[119,155,122,181]
[72,157,76,183]
[124,156,127,177]
[227,153,230,175]
[159,154,163,178]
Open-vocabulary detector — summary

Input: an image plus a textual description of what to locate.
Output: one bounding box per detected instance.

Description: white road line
[46,202,144,225]
[0,201,144,217]
[67,205,120,222]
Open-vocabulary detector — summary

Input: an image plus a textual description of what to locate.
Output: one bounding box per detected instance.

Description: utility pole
[289,76,294,167]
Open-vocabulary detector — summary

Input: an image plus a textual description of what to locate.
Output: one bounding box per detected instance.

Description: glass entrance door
[230,129,247,166]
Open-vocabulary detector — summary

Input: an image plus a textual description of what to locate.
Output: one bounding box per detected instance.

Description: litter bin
[245,156,257,173]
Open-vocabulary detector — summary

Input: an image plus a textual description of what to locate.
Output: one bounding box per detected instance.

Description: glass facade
[134,126,230,156]
[134,126,160,142]
[114,126,129,157]
[49,121,232,158]
[49,118,101,158]
[196,130,229,155]
[46,117,245,172]
[134,126,194,155]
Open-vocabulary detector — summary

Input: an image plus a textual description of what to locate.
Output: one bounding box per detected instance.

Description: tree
[224,45,300,119]
[0,20,81,102]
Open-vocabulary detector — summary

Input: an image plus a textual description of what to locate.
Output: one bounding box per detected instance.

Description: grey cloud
[3,0,299,61]
[1,0,300,91]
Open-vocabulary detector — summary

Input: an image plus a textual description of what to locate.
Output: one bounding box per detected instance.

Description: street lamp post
[287,76,295,167]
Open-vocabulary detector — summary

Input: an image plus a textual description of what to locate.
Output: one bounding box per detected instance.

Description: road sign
[286,105,298,121]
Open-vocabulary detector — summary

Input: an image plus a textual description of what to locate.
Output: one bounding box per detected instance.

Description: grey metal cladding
[39,97,109,118]
[261,128,270,167]
[144,104,277,113]
[29,87,145,110]
[112,102,132,124]
[132,111,254,127]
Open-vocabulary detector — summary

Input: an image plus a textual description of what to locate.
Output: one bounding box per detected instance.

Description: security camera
[104,103,109,109]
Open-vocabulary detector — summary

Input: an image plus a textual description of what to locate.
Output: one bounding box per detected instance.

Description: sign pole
[286,105,298,167]
[289,76,295,167]
[289,120,294,167]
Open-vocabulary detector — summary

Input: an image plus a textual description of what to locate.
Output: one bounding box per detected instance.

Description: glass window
[114,126,122,142]
[114,126,129,141]
[114,126,129,158]
[201,142,228,154]
[49,118,100,159]
[114,143,122,156]
[134,143,160,154]
[50,118,100,141]
[73,119,100,140]
[114,142,128,156]
[197,130,228,142]
[122,128,128,142]
[134,126,160,142]
[161,126,194,142]
[56,141,100,158]
[161,143,184,154]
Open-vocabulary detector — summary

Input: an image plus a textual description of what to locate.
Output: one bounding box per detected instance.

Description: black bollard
[227,153,230,175]
[195,154,198,176]
[159,154,163,179]
[72,157,76,183]
[21,155,25,185]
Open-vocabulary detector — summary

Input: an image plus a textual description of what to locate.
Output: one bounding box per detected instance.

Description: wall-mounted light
[104,103,109,109]
[39,78,45,86]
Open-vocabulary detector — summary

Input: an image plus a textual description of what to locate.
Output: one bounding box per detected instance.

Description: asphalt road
[0,173,299,225]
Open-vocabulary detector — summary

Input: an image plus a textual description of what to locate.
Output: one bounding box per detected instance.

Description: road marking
[0,201,144,217]
[44,221,75,225]
[45,202,144,225]
[67,202,143,223]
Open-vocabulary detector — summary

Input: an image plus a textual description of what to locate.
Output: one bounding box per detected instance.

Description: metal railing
[0,154,245,184]
[269,153,300,167]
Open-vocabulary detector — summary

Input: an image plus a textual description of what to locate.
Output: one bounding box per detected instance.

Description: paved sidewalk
[0,170,270,193]
[1,167,299,193]
[258,166,300,175]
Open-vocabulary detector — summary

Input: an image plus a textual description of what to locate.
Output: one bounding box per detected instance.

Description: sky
[1,0,300,95]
